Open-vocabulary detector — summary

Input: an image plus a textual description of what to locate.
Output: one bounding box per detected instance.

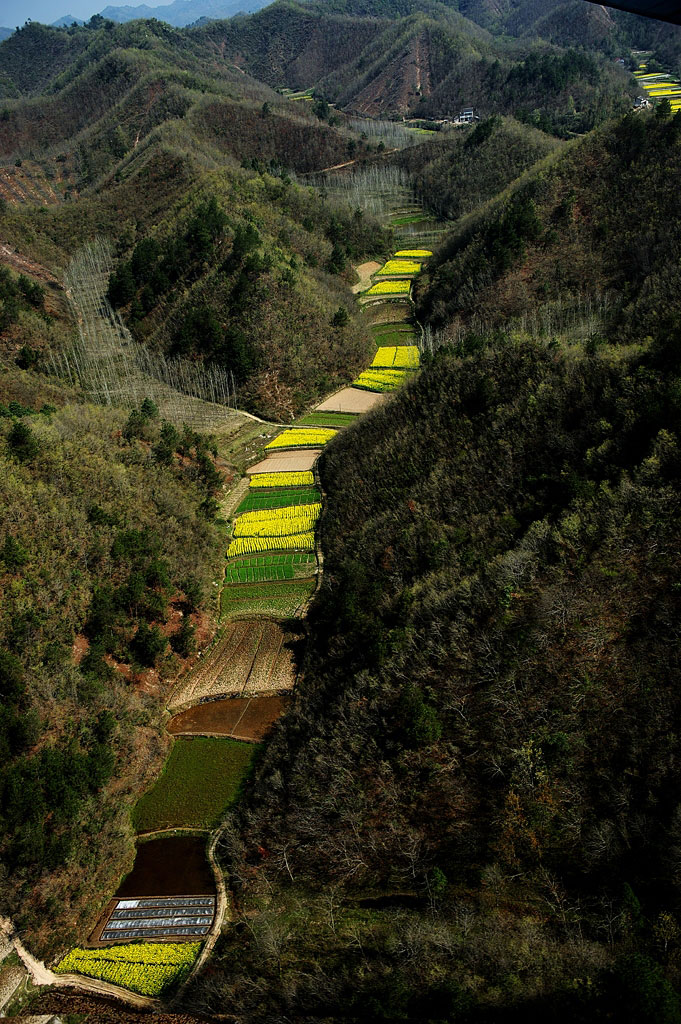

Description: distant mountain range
[0,0,270,35]
[52,14,85,25]
[99,0,270,27]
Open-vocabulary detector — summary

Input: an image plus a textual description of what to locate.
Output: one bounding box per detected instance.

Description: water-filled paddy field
[168,695,290,741]
[118,836,215,897]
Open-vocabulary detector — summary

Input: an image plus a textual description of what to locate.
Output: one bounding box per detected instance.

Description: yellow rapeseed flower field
[233,505,321,537]
[365,280,411,296]
[371,346,420,368]
[228,533,316,556]
[249,471,315,488]
[377,259,422,276]
[55,942,200,997]
[393,249,433,259]
[354,368,410,392]
[265,429,337,450]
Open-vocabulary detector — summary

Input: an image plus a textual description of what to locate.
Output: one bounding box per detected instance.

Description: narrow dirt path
[0,242,61,287]
[317,148,398,174]
[0,918,158,1011]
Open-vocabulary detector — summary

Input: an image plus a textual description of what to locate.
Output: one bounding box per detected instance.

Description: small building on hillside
[456,107,479,124]
[634,95,652,109]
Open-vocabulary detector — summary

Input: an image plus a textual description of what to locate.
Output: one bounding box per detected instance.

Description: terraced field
[247,449,322,474]
[236,488,321,513]
[169,621,302,708]
[225,552,317,582]
[295,412,360,428]
[315,387,388,413]
[132,737,258,832]
[168,695,289,742]
[221,579,316,619]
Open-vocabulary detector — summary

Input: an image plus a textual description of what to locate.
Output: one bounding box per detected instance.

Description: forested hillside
[194,0,635,127]
[0,15,398,419]
[192,327,681,1022]
[396,115,562,220]
[0,365,226,951]
[417,108,681,340]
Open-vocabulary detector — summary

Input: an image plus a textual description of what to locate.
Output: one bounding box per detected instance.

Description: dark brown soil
[22,990,215,1021]
[116,836,214,898]
[167,695,289,742]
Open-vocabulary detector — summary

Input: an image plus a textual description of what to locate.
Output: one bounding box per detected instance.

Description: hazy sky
[1,0,164,27]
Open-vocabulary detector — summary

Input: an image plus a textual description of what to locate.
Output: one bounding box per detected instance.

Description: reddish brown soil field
[168,695,290,741]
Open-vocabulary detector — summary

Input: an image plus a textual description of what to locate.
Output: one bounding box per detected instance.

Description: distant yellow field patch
[365,280,411,296]
[377,259,422,276]
[393,249,433,259]
[265,429,337,450]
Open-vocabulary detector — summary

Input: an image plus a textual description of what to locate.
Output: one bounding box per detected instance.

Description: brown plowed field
[316,387,388,414]
[247,624,284,689]
[267,642,299,690]
[169,622,300,708]
[247,449,322,474]
[168,695,290,741]
[365,302,413,325]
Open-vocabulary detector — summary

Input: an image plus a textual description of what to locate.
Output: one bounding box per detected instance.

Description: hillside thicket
[102,177,389,419]
[396,115,562,221]
[417,108,681,343]
[0,370,226,954]
[411,42,634,135]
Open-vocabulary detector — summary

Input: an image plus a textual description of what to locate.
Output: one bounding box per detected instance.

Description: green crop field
[225,552,317,582]
[371,325,417,346]
[237,488,321,514]
[221,579,316,619]
[390,213,430,226]
[132,738,259,832]
[295,412,360,428]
